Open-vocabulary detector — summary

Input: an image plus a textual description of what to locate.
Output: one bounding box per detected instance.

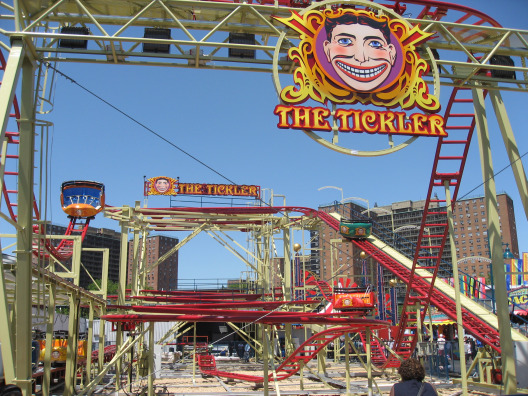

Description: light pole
[317,186,344,202]
[342,196,370,217]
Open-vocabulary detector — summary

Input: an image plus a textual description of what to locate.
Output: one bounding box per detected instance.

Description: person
[390,358,438,396]
[469,337,477,360]
[243,343,251,362]
[154,177,171,193]
[437,333,445,357]
[464,337,472,364]
[323,13,397,92]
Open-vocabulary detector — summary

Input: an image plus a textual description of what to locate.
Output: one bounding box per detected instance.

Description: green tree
[87,279,120,295]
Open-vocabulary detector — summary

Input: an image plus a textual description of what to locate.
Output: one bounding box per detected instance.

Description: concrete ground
[103,356,517,396]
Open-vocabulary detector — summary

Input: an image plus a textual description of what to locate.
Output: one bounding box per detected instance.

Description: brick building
[127,235,179,290]
[313,193,519,283]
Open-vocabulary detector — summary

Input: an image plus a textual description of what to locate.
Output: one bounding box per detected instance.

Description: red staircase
[308,87,500,366]
[304,272,333,302]
[198,326,365,382]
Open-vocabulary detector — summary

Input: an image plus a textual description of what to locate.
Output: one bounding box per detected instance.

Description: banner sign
[509,287,528,309]
[274,8,445,137]
[144,176,260,198]
[505,254,528,290]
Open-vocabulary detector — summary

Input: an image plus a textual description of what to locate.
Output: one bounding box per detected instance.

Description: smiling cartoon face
[155,178,170,193]
[324,19,397,92]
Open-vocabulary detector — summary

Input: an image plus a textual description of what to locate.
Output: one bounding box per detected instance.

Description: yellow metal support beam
[472,85,517,394]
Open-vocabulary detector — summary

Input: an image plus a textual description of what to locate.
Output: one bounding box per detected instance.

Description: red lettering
[335,109,362,132]
[361,110,378,133]
[378,111,397,134]
[395,112,413,134]
[312,108,331,131]
[429,115,447,136]
[410,113,429,135]
[274,105,293,128]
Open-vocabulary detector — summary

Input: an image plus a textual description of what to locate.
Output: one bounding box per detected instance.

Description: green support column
[192,323,197,385]
[86,301,95,384]
[283,230,294,358]
[255,231,265,362]
[139,231,148,290]
[118,207,130,306]
[131,224,140,296]
[283,229,292,300]
[317,337,326,375]
[445,181,469,396]
[98,306,106,372]
[366,328,372,396]
[14,40,36,396]
[42,284,56,396]
[116,207,131,384]
[263,325,270,396]
[345,333,350,396]
[148,322,155,395]
[64,295,80,396]
[472,86,517,394]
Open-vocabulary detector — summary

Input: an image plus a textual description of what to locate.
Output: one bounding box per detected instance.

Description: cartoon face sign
[323,14,397,92]
[154,178,171,193]
[355,228,366,236]
[274,9,440,112]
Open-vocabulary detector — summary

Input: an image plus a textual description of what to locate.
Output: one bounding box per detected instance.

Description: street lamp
[503,244,515,259]
[317,186,344,202]
[342,196,370,216]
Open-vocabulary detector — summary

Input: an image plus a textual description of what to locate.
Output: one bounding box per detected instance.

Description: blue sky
[8,0,526,281]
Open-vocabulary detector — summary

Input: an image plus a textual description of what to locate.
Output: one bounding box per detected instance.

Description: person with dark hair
[323,13,397,92]
[390,358,438,396]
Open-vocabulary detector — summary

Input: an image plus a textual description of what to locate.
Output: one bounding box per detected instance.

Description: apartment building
[127,235,179,290]
[313,193,519,282]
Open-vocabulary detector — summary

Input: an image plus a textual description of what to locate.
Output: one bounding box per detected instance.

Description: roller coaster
[1,0,528,395]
